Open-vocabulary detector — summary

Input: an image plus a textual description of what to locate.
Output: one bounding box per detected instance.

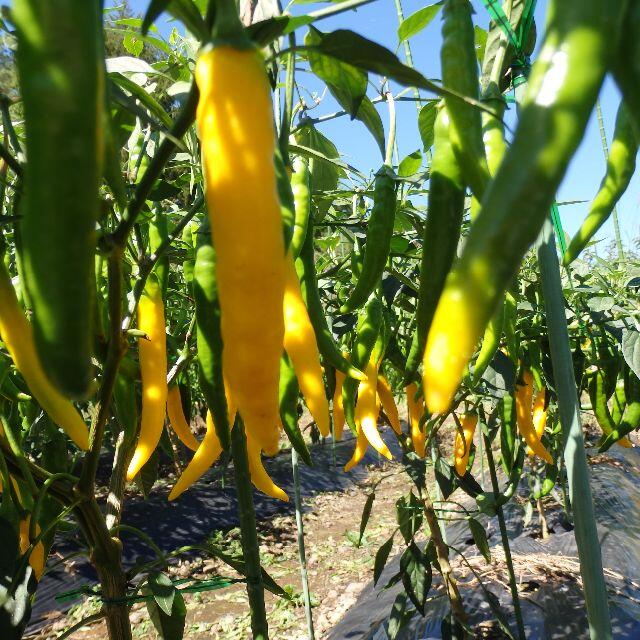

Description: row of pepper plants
[0,0,637,638]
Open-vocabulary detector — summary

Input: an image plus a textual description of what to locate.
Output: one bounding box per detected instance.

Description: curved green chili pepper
[14,0,104,399]
[588,367,618,440]
[473,302,504,384]
[297,217,365,381]
[342,297,383,433]
[279,353,312,466]
[441,0,490,199]
[341,168,397,313]
[564,102,638,264]
[611,373,626,427]
[182,222,197,295]
[599,370,640,452]
[193,229,230,451]
[423,0,623,413]
[499,392,517,474]
[276,149,295,251]
[290,155,311,259]
[404,105,465,383]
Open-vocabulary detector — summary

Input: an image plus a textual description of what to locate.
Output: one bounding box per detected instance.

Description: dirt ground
[30,456,410,640]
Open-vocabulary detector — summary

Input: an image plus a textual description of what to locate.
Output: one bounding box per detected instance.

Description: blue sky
[115,0,639,254]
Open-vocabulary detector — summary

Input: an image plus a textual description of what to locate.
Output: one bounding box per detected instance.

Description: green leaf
[398,4,442,42]
[468,518,491,563]
[398,150,422,177]
[358,492,376,545]
[418,101,438,150]
[387,592,410,639]
[148,572,176,617]
[434,457,455,499]
[109,73,172,128]
[622,329,640,379]
[373,534,394,585]
[147,587,186,640]
[396,492,423,543]
[399,542,431,615]
[311,29,440,94]
[306,27,367,117]
[475,25,488,65]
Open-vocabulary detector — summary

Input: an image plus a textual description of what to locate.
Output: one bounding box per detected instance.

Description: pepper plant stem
[231,418,269,640]
[292,446,315,639]
[536,218,612,640]
[482,430,526,640]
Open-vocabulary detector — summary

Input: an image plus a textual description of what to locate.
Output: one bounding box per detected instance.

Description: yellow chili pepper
[166,385,199,452]
[283,252,330,437]
[357,359,391,460]
[19,516,45,580]
[196,45,285,454]
[527,388,548,456]
[0,262,88,449]
[246,430,288,501]
[168,411,223,501]
[377,374,402,435]
[406,383,426,457]
[332,370,346,441]
[454,412,478,476]
[127,278,168,480]
[516,371,552,464]
[344,422,368,472]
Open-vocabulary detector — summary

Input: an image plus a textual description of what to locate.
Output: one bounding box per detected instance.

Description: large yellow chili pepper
[357,360,391,460]
[127,278,168,481]
[246,430,288,501]
[19,516,45,580]
[515,371,552,464]
[0,262,88,449]
[377,374,402,435]
[283,252,330,437]
[196,45,285,454]
[168,410,223,501]
[332,370,346,441]
[166,385,199,452]
[454,412,478,476]
[406,383,426,457]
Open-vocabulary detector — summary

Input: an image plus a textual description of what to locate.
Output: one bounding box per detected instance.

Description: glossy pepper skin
[341,168,397,313]
[441,0,490,199]
[19,516,45,580]
[0,261,88,449]
[564,102,638,264]
[196,45,285,454]
[515,370,552,464]
[454,412,477,476]
[283,252,330,437]
[356,359,391,461]
[527,388,548,456]
[423,0,625,414]
[127,277,168,480]
[166,385,200,452]
[588,368,632,449]
[405,105,465,383]
[332,370,346,441]
[13,0,104,399]
[290,155,311,259]
[599,370,640,452]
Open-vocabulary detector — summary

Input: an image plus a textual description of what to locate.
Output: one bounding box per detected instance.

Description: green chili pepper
[290,155,311,259]
[342,297,383,433]
[341,168,397,313]
[587,367,618,439]
[499,392,517,475]
[610,373,626,427]
[599,370,640,452]
[472,301,504,384]
[564,102,638,264]
[534,463,558,500]
[149,207,169,299]
[279,353,312,466]
[14,0,104,399]
[423,0,623,413]
[276,149,295,251]
[404,104,465,383]
[296,217,365,381]
[182,222,197,295]
[496,446,526,507]
[193,228,230,451]
[441,0,490,200]
[0,358,31,403]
